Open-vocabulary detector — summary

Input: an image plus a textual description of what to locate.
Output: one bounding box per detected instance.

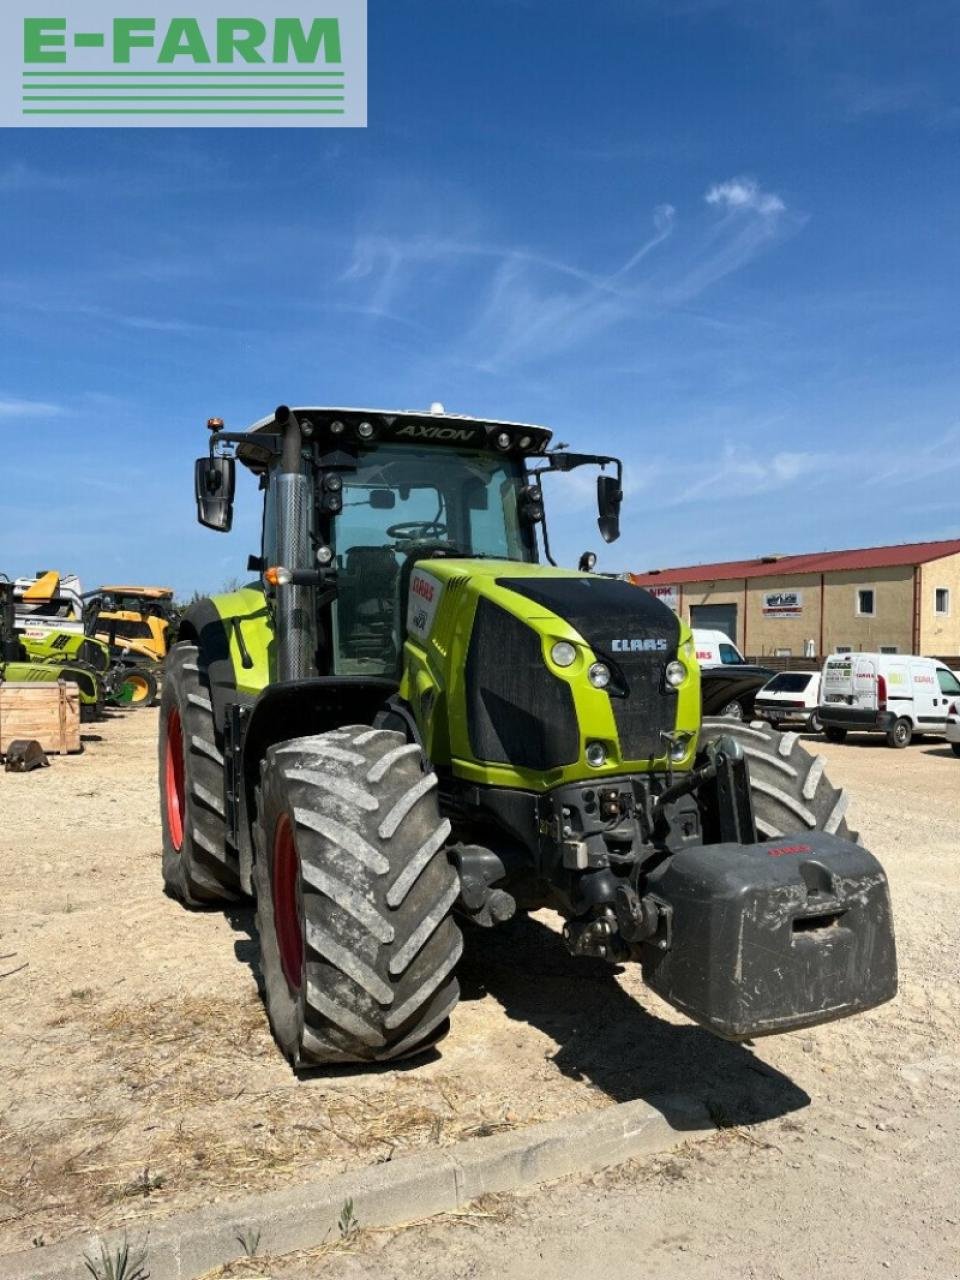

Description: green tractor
[11,575,158,709]
[162,406,896,1067]
[0,581,105,720]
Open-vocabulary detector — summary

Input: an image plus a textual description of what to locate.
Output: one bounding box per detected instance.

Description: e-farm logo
[1,1,366,127]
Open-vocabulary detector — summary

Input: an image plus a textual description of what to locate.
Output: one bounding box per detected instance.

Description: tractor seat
[345,546,399,603]
[338,546,400,663]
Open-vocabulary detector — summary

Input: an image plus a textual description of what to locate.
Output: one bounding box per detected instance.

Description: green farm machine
[0,580,104,719]
[11,573,158,709]
[161,405,896,1066]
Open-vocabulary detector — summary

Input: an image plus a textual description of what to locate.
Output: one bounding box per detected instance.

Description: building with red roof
[628,539,960,658]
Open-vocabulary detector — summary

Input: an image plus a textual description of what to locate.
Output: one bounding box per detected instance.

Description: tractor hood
[400,560,701,789]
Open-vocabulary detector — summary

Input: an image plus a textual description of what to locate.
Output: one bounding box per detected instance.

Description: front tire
[887,717,912,749]
[700,718,857,842]
[159,643,242,906]
[253,726,463,1066]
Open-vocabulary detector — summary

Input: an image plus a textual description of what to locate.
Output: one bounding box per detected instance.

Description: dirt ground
[1,711,958,1277]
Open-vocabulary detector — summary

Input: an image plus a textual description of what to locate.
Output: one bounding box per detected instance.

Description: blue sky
[2,0,959,596]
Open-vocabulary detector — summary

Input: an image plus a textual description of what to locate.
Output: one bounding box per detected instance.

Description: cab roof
[235,406,553,472]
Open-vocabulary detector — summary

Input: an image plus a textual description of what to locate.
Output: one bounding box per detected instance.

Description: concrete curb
[0,1094,711,1280]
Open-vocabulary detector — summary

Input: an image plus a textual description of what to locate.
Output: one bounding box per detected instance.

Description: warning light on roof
[207,416,224,431]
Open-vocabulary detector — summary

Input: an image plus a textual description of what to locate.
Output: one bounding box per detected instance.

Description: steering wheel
[387,520,449,541]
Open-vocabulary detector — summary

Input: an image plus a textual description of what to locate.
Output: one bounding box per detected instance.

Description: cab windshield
[331,444,535,675]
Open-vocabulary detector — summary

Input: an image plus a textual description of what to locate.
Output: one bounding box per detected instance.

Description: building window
[856,588,875,617]
[935,588,950,616]
[836,645,852,654]
[880,646,898,654]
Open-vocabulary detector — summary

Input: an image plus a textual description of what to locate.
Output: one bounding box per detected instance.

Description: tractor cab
[198,405,623,682]
[295,439,535,676]
[85,585,175,665]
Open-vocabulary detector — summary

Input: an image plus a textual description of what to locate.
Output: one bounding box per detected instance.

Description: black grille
[606,652,677,759]
[497,576,681,761]
[465,597,579,770]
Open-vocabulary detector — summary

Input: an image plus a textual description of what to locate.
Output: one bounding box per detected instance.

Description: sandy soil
[1,714,957,1278]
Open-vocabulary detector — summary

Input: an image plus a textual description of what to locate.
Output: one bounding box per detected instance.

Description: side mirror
[597,474,622,544]
[578,551,597,573]
[195,456,235,532]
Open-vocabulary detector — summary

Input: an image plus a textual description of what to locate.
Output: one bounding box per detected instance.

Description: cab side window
[936,668,960,697]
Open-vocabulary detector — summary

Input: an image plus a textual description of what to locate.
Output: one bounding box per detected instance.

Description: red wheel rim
[273,814,304,991]
[164,708,185,852]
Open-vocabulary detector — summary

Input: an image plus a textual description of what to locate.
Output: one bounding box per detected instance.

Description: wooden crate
[0,681,81,756]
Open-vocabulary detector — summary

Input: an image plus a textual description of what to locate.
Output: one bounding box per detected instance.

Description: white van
[692,629,747,667]
[819,652,960,748]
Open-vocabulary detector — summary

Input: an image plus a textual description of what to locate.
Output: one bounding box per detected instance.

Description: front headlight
[588,661,611,689]
[551,641,577,668]
[665,659,687,688]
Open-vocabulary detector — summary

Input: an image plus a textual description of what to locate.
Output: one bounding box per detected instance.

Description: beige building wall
[744,572,822,657]
[820,566,914,654]
[919,552,960,656]
[670,560,960,657]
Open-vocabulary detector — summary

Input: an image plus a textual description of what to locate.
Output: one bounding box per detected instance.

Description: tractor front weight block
[640,833,897,1040]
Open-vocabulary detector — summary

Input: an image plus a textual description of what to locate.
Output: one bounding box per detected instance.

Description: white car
[754,671,822,733]
[946,705,960,758]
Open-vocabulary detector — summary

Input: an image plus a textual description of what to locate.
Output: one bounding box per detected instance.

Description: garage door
[690,604,738,645]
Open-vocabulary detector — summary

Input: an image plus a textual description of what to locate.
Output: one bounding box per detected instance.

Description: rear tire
[807,712,823,734]
[887,717,912,749]
[951,743,960,758]
[824,726,847,744]
[253,726,463,1066]
[700,718,857,842]
[159,643,242,906]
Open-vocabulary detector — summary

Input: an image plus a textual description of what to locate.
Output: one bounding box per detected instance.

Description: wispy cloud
[667,442,831,506]
[659,176,794,304]
[340,179,798,373]
[865,425,960,487]
[0,396,65,418]
[613,204,676,277]
[705,177,785,216]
